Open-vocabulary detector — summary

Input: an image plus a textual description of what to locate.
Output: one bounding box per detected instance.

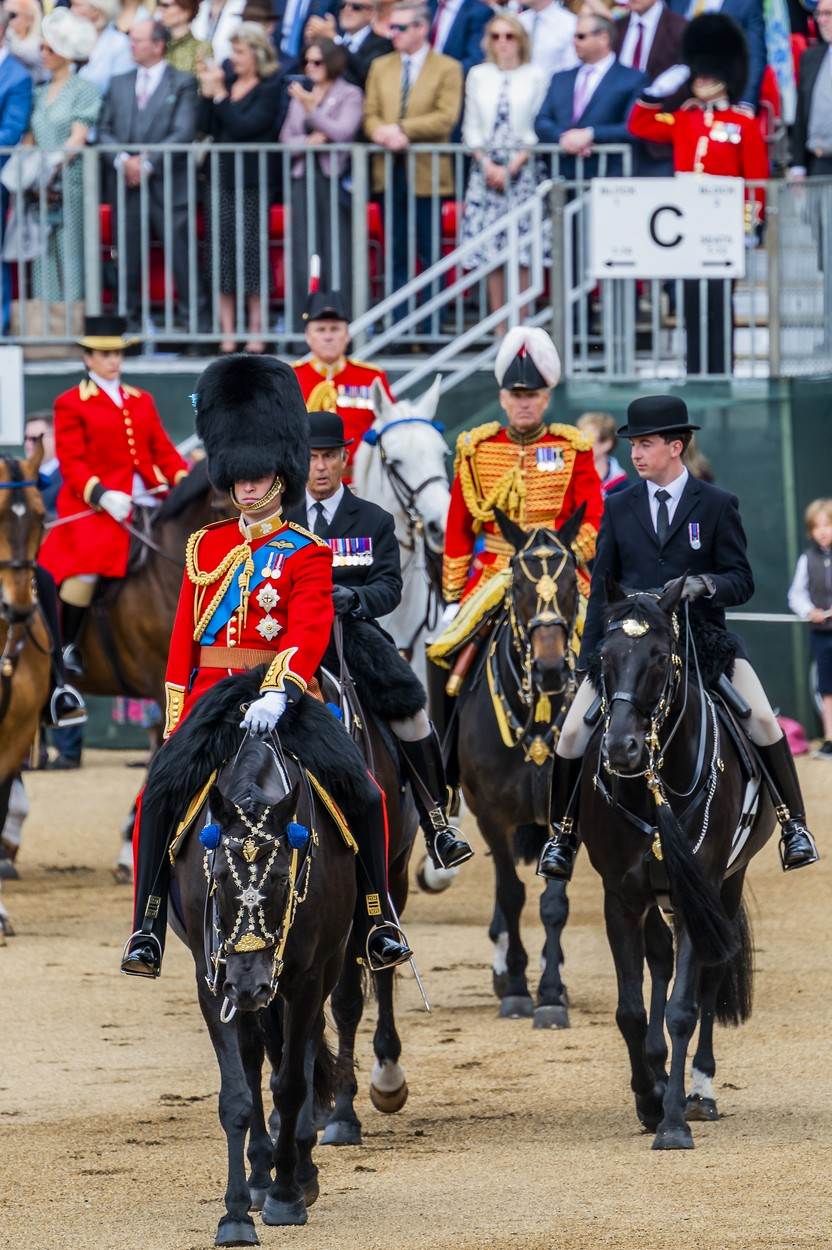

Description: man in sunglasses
[305,0,393,88]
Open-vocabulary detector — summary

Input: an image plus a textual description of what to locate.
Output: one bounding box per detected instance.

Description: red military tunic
[163,512,333,738]
[292,355,394,469]
[40,378,189,583]
[628,98,769,230]
[443,422,604,603]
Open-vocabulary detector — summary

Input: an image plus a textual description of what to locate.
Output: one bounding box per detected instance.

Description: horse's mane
[155,458,211,523]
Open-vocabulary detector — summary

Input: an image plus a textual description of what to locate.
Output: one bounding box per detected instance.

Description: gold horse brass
[622,618,650,638]
[536,573,557,603]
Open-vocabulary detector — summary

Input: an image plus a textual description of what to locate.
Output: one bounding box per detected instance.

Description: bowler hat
[307,411,353,448]
[617,395,700,439]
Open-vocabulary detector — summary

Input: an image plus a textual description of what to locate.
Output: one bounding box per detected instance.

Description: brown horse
[0,444,52,916]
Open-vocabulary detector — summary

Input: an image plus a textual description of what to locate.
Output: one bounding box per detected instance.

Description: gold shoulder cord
[186,529,253,643]
[457,441,525,527]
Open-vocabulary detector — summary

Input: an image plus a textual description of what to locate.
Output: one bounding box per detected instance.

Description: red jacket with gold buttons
[40,378,189,583]
[163,514,334,737]
[292,356,394,470]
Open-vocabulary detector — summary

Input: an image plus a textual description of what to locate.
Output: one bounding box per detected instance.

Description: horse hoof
[320,1119,362,1146]
[498,995,534,1019]
[492,970,509,1000]
[533,1004,569,1030]
[369,1079,409,1114]
[261,1196,308,1226]
[112,863,132,886]
[302,1176,320,1207]
[215,1216,259,1246]
[651,1125,694,1151]
[686,1094,719,1122]
[247,1186,268,1212]
[415,855,459,894]
[0,859,19,881]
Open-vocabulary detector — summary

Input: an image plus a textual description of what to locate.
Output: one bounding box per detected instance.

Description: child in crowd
[576,411,628,496]
[788,498,832,758]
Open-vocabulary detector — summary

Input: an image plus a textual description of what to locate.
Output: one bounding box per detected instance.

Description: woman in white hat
[25,10,101,310]
[71,0,134,95]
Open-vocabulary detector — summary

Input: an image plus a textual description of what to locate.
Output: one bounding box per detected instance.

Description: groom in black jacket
[537,395,819,881]
[287,411,473,870]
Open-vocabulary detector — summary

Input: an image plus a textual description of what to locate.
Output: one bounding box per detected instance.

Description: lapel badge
[256,583,279,613]
[688,522,701,551]
[536,446,564,473]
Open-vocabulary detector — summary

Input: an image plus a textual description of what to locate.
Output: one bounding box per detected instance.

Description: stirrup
[779,826,819,872]
[365,922,412,973]
[429,826,474,870]
[48,684,88,729]
[120,929,162,977]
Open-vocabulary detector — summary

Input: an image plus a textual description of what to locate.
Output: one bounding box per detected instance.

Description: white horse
[351,377,451,688]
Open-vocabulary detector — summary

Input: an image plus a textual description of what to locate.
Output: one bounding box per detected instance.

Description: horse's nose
[424,518,444,549]
[222,979,271,1010]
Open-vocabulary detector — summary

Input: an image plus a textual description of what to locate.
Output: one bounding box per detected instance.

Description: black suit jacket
[343,29,394,89]
[287,489,403,622]
[791,43,829,169]
[580,475,754,663]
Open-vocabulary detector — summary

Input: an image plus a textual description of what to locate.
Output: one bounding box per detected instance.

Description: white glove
[440,602,460,627]
[240,690,288,736]
[99,490,133,522]
[644,64,690,99]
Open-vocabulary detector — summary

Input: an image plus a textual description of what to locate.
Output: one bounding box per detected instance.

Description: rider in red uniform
[39,316,189,674]
[121,355,411,979]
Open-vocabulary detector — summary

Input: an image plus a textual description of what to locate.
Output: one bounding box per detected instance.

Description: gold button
[123,409,129,415]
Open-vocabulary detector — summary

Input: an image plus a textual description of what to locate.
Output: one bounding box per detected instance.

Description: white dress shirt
[306,484,344,531]
[89,370,123,409]
[572,51,616,118]
[135,59,167,107]
[432,0,464,53]
[341,23,372,54]
[520,2,578,80]
[645,466,689,532]
[401,41,431,88]
[618,0,664,73]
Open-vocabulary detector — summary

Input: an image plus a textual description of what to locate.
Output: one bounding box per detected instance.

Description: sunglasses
[490,30,517,40]
[304,56,324,64]
[390,21,418,31]
[341,1,372,9]
[574,29,602,39]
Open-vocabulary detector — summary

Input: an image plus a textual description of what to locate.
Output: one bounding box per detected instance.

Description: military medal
[536,446,564,472]
[328,537,373,567]
[689,522,701,551]
[256,583,279,613]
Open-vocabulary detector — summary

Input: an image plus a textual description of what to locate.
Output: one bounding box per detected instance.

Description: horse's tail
[715,897,754,1026]
[514,822,549,864]
[655,802,738,966]
[313,1009,337,1112]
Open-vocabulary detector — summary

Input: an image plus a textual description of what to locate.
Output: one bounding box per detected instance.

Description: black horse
[581,576,775,1149]
[151,679,365,1246]
[456,505,586,1027]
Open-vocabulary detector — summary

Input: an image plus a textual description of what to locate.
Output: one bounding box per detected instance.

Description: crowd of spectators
[0,0,829,351]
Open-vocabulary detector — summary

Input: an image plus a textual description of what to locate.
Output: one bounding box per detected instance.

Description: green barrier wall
[12,368,832,743]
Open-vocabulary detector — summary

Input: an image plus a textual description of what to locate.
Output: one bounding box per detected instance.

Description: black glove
[332,585,359,617]
[680,575,716,602]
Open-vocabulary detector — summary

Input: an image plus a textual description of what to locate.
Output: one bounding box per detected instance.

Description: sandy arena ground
[1,749,830,1250]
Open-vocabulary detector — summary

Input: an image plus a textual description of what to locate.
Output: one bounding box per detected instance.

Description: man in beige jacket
[364,1,462,332]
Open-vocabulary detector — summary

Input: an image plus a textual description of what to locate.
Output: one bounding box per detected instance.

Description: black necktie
[655,488,671,546]
[313,501,329,538]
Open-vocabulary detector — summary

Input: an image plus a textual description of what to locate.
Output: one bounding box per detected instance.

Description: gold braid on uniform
[185,529,253,642]
[574,522,598,564]
[454,422,516,528]
[306,378,339,411]
[547,422,594,452]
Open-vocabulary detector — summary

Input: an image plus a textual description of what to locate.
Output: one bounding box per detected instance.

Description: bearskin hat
[194,355,309,506]
[682,14,748,105]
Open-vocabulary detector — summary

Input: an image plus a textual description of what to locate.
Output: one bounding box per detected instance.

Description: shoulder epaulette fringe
[288,520,328,547]
[548,422,594,453]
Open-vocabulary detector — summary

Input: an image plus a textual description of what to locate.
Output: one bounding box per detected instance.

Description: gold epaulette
[347,357,383,373]
[548,422,594,453]
[454,421,502,463]
[288,520,328,548]
[79,379,99,401]
[122,384,142,398]
[290,357,309,368]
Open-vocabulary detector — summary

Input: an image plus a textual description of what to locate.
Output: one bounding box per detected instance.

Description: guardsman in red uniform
[292,287,394,474]
[121,355,411,979]
[39,316,189,674]
[628,14,769,374]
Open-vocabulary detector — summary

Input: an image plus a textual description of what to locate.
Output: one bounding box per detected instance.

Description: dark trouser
[808,155,832,176]
[114,190,200,327]
[386,162,443,335]
[289,167,351,334]
[683,278,734,375]
[36,566,84,759]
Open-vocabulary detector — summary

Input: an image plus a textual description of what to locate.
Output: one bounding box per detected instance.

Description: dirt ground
[1,749,830,1250]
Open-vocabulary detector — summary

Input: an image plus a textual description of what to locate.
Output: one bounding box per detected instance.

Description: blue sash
[201,530,312,645]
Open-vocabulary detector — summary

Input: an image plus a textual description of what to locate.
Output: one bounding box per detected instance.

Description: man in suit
[537,395,819,881]
[274,0,338,67]
[428,0,490,76]
[0,9,33,335]
[364,2,463,327]
[535,13,645,177]
[615,0,686,173]
[286,411,474,870]
[666,0,765,109]
[98,19,198,331]
[789,0,832,177]
[305,0,393,89]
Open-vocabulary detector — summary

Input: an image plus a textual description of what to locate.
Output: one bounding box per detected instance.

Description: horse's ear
[658,574,687,615]
[556,501,587,552]
[371,377,393,423]
[494,506,527,552]
[604,572,627,605]
[24,437,44,476]
[420,374,442,418]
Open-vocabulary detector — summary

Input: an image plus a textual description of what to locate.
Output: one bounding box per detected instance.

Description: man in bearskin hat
[291,286,394,474]
[39,315,190,675]
[537,395,819,881]
[627,14,769,374]
[286,411,473,871]
[121,356,411,979]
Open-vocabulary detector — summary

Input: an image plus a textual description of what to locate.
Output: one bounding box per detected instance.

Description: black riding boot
[36,570,87,729]
[59,600,88,677]
[352,785,412,972]
[398,727,473,870]
[120,798,168,977]
[537,756,584,881]
[426,656,460,814]
[758,737,819,871]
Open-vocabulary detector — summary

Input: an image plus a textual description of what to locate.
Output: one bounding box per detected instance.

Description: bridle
[202,740,316,1022]
[0,460,49,724]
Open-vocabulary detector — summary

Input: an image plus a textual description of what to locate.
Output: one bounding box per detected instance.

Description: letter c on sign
[649,205,683,248]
